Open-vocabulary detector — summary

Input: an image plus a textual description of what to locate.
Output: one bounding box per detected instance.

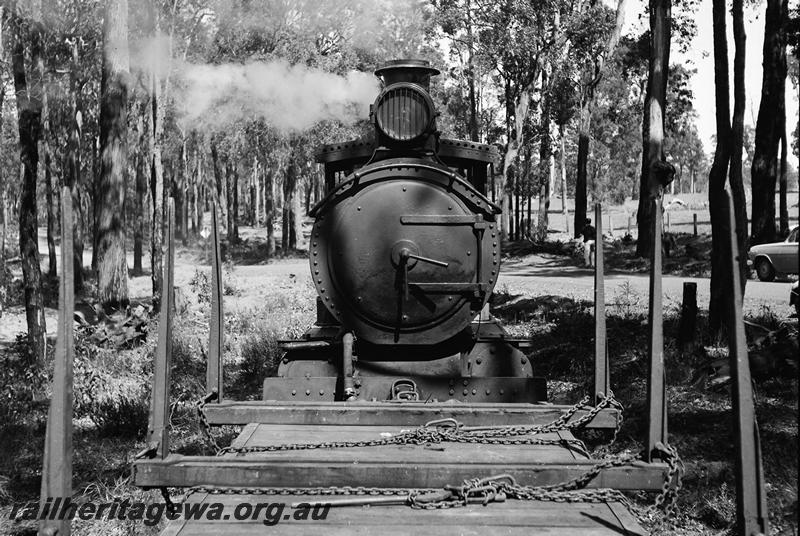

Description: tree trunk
[12,6,47,364]
[635,0,671,258]
[573,0,628,238]
[574,113,589,237]
[708,0,734,333]
[282,157,299,254]
[226,159,239,243]
[778,73,789,236]
[45,142,57,278]
[91,137,99,272]
[133,113,146,276]
[192,149,201,234]
[147,6,165,301]
[729,0,748,293]
[180,138,189,246]
[536,70,552,242]
[750,0,788,245]
[252,155,259,225]
[514,170,520,240]
[560,124,569,235]
[68,38,84,291]
[466,0,478,142]
[210,140,227,234]
[265,166,275,256]
[42,75,58,280]
[97,0,130,310]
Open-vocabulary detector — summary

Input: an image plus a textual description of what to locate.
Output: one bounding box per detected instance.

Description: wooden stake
[724,191,768,536]
[645,197,667,462]
[593,204,609,404]
[146,199,175,459]
[40,187,74,536]
[207,205,224,400]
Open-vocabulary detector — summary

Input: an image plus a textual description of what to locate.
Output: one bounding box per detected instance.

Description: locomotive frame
[35,60,769,536]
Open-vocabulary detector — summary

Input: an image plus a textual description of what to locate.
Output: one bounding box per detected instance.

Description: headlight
[374,83,434,142]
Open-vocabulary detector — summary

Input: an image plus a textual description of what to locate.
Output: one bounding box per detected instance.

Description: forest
[0,0,796,361]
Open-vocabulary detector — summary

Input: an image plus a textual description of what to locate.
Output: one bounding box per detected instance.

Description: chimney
[374,59,440,91]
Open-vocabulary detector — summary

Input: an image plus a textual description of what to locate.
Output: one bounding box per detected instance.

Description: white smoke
[175,59,380,133]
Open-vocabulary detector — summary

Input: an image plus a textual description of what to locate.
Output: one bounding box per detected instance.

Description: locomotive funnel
[374,59,440,90]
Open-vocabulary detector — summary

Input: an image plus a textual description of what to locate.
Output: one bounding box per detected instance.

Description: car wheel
[755,258,775,282]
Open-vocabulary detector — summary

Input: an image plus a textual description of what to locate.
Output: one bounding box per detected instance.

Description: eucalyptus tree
[7,0,48,364]
[751,0,789,245]
[706,0,748,332]
[96,0,130,309]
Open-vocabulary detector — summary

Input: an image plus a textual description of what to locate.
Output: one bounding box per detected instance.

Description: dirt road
[498,253,794,315]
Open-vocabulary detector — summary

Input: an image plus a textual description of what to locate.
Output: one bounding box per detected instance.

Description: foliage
[0,334,49,425]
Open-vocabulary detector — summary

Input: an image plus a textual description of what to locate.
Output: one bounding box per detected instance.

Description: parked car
[748,226,799,281]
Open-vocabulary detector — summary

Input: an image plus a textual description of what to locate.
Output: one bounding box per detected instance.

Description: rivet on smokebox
[305,390,311,396]
[319,390,325,396]
[521,357,527,364]
[486,389,491,395]
[466,250,471,256]
[291,390,297,396]
[462,389,468,396]
[449,389,455,395]
[463,379,469,386]
[472,389,477,395]
[476,358,482,364]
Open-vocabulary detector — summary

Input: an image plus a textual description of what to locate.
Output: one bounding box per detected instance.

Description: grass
[0,240,796,535]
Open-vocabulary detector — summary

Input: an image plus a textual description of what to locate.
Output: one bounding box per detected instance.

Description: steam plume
[175,59,379,133]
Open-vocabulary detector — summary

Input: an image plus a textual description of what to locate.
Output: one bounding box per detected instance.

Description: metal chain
[185,485,438,500]
[196,391,621,457]
[190,392,683,524]
[196,394,222,453]
[649,442,685,529]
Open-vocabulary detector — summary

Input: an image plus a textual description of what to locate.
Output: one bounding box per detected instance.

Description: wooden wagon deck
[161,492,645,535]
[149,421,648,535]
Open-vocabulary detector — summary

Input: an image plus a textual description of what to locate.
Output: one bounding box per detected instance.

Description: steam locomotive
[272,59,544,403]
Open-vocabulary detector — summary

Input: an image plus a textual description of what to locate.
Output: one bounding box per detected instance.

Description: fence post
[693,213,698,236]
[646,196,667,462]
[40,187,74,536]
[724,191,768,536]
[678,282,697,355]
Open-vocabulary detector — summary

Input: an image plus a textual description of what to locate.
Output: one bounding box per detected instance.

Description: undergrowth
[492,289,798,535]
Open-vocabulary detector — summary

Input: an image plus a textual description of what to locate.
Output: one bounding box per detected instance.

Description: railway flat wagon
[36,60,769,536]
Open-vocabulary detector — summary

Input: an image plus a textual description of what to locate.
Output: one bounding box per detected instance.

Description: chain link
[196,391,621,457]
[196,393,222,453]
[191,391,682,526]
[649,442,686,529]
